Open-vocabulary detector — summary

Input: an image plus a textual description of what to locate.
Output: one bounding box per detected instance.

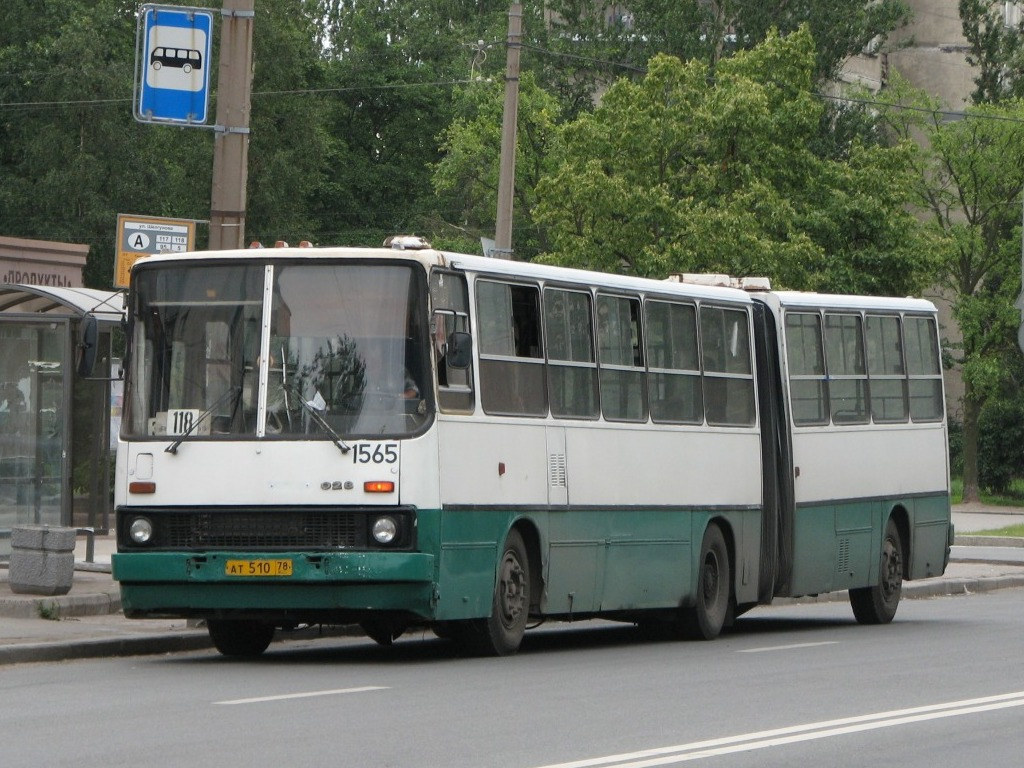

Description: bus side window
[904,315,943,422]
[477,279,547,417]
[785,311,828,426]
[645,299,702,425]
[866,314,908,423]
[597,294,647,422]
[429,270,474,413]
[701,305,755,427]
[824,312,869,425]
[544,287,599,419]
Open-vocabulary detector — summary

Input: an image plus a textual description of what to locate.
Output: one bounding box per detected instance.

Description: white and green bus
[109,238,952,657]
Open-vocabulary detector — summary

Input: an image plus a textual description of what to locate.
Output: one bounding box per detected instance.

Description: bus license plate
[225,559,293,577]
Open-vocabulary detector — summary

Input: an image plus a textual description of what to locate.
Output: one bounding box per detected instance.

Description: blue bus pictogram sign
[136,5,213,124]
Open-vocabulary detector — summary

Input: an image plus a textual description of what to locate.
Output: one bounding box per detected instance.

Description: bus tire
[207,619,275,657]
[683,524,731,640]
[477,529,531,656]
[850,517,903,625]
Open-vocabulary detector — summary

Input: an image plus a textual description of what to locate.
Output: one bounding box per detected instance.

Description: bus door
[750,299,795,602]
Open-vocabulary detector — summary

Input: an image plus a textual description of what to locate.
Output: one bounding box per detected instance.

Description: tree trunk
[961,380,983,504]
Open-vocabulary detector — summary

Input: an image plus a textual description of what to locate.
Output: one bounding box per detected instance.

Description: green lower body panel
[113,550,436,621]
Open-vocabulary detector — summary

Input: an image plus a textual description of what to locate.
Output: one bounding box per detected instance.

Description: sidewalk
[1,505,1023,665]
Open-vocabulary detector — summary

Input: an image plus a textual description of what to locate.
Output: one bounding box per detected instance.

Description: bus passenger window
[866,314,908,423]
[785,312,828,426]
[545,288,598,419]
[597,294,646,422]
[904,315,943,421]
[645,300,702,424]
[701,306,755,427]
[824,313,869,425]
[477,280,546,417]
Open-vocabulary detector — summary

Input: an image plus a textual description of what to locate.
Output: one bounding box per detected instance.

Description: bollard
[9,525,77,596]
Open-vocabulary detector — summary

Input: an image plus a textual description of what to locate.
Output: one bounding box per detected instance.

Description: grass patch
[37,602,60,621]
[969,524,1024,538]
[950,477,1024,507]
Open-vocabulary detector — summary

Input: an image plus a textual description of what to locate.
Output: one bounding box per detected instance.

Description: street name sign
[114,214,196,288]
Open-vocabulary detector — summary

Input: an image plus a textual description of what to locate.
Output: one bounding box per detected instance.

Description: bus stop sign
[136,5,213,125]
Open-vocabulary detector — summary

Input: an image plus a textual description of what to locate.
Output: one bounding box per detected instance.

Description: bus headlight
[129,517,154,545]
[371,516,399,545]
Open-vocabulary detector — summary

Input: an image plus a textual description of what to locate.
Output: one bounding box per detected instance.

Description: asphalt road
[4,589,1024,767]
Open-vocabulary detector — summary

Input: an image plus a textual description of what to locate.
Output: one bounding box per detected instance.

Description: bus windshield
[124,261,432,441]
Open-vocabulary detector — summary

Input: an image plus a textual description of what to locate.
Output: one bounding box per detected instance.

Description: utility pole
[494,2,522,260]
[209,0,255,250]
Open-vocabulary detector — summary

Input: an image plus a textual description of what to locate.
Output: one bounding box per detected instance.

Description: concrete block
[11,525,76,552]
[9,526,77,596]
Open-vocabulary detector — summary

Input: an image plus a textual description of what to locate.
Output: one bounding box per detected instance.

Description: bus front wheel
[208,619,275,657]
[850,517,903,625]
[475,529,531,656]
[681,524,731,640]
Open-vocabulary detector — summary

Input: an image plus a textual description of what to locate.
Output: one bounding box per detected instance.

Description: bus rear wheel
[473,529,531,656]
[850,517,903,625]
[680,524,731,640]
[207,619,275,657]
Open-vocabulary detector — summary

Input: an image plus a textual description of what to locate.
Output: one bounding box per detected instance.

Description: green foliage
[960,0,1024,104]
[541,0,912,85]
[433,72,562,258]
[977,395,1024,494]
[875,81,1024,500]
[533,28,928,294]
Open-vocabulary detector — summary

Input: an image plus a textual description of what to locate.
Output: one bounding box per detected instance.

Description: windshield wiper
[285,385,351,455]
[278,353,350,455]
[165,386,241,455]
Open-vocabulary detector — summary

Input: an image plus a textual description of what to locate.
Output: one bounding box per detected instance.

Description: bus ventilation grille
[837,537,851,574]
[548,454,567,488]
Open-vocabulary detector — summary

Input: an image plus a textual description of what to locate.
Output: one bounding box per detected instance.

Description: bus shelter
[0,284,124,558]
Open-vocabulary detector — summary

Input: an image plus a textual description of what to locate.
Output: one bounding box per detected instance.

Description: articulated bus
[109,238,952,657]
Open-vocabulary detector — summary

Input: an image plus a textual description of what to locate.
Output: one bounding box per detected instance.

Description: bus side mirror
[447,331,473,369]
[76,316,98,378]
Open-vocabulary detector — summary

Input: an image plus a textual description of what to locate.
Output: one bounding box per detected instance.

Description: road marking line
[214,686,388,705]
[531,690,1024,768]
[738,641,839,653]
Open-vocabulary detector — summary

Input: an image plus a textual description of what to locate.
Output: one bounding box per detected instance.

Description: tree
[960,0,1024,104]
[532,28,930,296]
[0,0,212,287]
[877,80,1024,502]
[432,72,562,258]
[310,0,511,246]
[538,0,913,91]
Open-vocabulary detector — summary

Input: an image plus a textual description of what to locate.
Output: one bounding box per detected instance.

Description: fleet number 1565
[352,443,398,464]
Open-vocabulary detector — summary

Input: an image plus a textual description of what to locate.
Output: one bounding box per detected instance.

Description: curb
[0,631,213,666]
[776,573,1024,606]
[0,591,121,620]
